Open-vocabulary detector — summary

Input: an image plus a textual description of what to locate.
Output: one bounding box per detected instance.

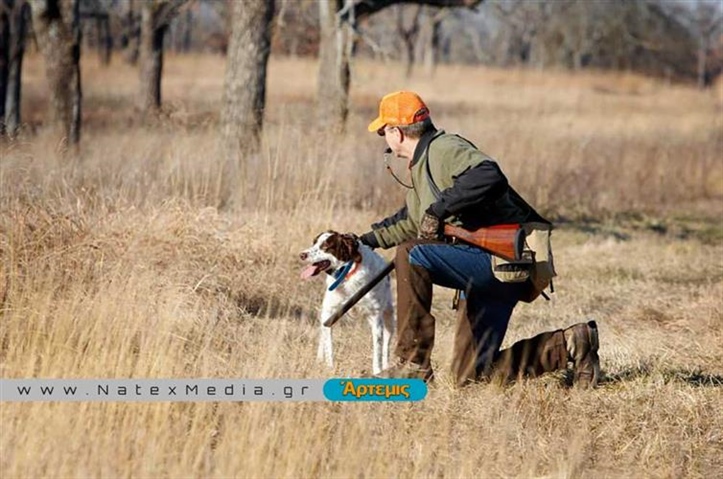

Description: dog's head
[299,231,362,279]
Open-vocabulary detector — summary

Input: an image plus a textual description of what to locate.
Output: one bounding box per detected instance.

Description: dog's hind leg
[381,306,395,371]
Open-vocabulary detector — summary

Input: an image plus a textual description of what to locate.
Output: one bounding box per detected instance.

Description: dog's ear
[340,234,362,263]
[321,232,345,259]
[321,232,361,263]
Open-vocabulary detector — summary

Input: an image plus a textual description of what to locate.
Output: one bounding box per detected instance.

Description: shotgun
[322,224,525,328]
[322,260,395,328]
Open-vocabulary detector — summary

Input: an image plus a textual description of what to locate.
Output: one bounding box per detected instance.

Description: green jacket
[367,129,550,250]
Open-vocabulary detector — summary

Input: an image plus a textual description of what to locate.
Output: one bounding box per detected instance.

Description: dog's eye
[321,237,335,250]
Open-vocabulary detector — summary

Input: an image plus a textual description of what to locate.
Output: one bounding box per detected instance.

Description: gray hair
[397,117,434,139]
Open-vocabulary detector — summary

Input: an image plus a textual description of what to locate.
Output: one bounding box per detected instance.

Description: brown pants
[394,240,438,370]
[451,299,568,387]
[394,239,568,386]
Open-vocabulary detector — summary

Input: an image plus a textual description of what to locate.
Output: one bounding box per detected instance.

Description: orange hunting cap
[367,91,430,133]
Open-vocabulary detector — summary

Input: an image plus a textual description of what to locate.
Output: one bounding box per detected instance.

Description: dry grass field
[1,54,722,478]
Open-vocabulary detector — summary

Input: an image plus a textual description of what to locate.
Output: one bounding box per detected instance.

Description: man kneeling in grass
[356,91,600,387]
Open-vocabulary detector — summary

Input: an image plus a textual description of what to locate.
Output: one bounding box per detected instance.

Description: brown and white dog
[299,231,395,375]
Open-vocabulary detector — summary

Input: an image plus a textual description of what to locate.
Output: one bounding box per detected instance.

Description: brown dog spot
[321,232,362,264]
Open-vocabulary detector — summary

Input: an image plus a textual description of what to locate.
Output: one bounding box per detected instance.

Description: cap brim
[367,117,386,133]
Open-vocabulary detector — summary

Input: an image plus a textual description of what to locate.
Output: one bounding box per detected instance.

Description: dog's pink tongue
[300,264,319,280]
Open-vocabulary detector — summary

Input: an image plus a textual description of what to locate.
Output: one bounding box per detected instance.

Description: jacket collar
[410,129,444,168]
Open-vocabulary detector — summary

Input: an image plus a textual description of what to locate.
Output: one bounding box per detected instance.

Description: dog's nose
[299,252,308,261]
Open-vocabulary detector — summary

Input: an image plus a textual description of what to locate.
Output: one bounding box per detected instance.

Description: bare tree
[316,0,483,131]
[96,12,110,63]
[396,4,422,77]
[1,1,9,138]
[121,0,140,64]
[316,0,353,132]
[272,0,319,57]
[419,7,449,76]
[178,7,192,52]
[489,0,709,84]
[30,0,82,145]
[3,0,30,138]
[219,0,274,184]
[671,0,723,88]
[75,0,113,67]
[138,0,187,116]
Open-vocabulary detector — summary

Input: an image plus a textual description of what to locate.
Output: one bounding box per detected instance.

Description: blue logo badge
[323,378,427,402]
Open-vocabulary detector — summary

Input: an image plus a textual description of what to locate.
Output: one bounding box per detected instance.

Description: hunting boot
[491,320,600,388]
[564,320,601,388]
[375,241,435,382]
[491,329,566,383]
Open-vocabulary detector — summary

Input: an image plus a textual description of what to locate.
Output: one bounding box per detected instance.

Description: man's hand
[418,212,443,240]
[358,231,380,249]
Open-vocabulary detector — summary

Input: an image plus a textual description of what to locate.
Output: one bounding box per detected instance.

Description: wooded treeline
[1,0,721,151]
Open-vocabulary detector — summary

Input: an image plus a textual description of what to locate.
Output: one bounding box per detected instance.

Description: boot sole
[587,320,599,351]
[582,320,601,388]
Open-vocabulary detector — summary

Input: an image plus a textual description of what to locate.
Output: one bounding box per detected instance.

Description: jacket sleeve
[363,205,418,249]
[372,205,409,229]
[427,159,509,219]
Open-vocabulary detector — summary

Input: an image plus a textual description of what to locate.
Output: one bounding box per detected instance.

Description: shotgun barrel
[322,260,395,328]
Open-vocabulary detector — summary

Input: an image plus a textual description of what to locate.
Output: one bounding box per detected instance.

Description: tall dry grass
[1,54,722,478]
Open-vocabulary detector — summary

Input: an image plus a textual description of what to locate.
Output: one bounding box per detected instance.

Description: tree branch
[154,0,189,29]
[343,0,483,21]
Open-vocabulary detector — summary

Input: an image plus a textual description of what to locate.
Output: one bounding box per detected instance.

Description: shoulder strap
[424,151,442,200]
[424,133,478,200]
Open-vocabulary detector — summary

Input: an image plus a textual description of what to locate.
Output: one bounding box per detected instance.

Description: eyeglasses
[377,126,398,137]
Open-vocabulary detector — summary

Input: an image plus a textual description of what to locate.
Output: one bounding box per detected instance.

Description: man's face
[380,126,404,159]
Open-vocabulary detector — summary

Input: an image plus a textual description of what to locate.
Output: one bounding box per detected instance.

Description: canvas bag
[518,222,556,302]
[488,222,556,301]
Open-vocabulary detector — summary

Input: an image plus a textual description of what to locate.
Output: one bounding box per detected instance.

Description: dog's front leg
[369,313,384,375]
[318,295,335,369]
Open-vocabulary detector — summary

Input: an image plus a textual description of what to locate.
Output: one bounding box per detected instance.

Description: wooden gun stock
[443,224,525,261]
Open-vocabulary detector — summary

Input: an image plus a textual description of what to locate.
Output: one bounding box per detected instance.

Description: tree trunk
[397,5,421,78]
[697,40,708,89]
[422,10,443,77]
[316,0,352,132]
[69,0,80,144]
[123,0,139,65]
[138,1,188,116]
[30,0,82,145]
[0,2,9,138]
[139,3,165,115]
[5,0,30,138]
[220,0,274,169]
[96,15,111,65]
[181,8,191,52]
